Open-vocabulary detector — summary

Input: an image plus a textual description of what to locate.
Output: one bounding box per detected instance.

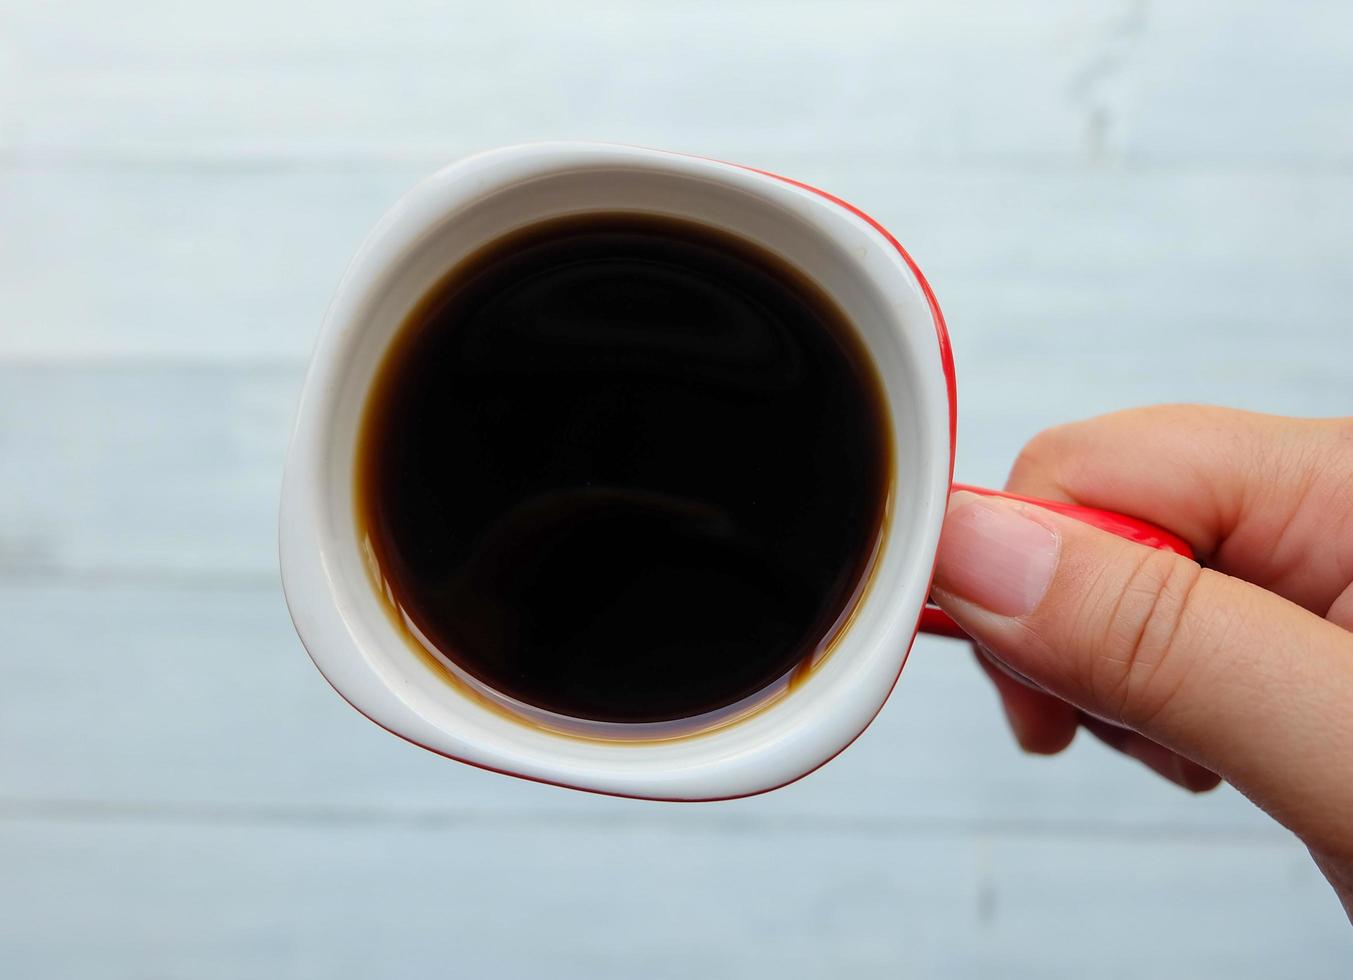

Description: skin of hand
[930,405,1353,919]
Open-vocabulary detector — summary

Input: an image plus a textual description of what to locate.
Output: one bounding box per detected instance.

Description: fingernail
[934,492,1060,617]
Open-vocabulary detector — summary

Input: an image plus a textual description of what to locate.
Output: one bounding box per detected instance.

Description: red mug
[280,142,1189,800]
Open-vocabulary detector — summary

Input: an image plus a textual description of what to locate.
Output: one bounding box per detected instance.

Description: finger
[976,641,1216,788]
[972,646,1078,755]
[1078,714,1221,793]
[1326,582,1353,633]
[1002,405,1353,616]
[932,490,1353,849]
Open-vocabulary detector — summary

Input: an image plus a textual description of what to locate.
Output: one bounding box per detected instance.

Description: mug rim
[279,141,957,800]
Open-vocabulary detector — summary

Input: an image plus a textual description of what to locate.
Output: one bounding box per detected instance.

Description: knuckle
[1088,550,1205,728]
[1019,424,1074,463]
[1009,425,1077,490]
[1137,403,1226,432]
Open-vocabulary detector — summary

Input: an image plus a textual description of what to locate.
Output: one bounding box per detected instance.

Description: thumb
[932,490,1353,846]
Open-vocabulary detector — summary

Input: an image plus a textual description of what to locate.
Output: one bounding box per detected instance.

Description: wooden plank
[3,167,1352,363]
[5,2,1351,169]
[0,1,1096,167]
[1126,2,1353,167]
[0,363,300,578]
[0,169,409,361]
[0,582,1280,832]
[0,816,1345,979]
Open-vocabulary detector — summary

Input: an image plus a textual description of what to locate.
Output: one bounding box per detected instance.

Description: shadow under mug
[279,142,1190,801]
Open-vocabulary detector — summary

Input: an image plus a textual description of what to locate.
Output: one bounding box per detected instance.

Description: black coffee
[356,213,891,728]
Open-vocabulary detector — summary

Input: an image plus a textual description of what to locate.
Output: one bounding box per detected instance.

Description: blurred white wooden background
[2,1,1352,976]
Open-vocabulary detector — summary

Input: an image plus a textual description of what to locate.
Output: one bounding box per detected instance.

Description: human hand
[930,405,1353,918]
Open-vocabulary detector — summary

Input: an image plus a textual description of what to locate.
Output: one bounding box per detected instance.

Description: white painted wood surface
[2,1,1351,975]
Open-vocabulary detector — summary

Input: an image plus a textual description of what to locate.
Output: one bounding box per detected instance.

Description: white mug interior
[279,142,952,800]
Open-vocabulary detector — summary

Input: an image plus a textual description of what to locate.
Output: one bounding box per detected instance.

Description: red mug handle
[919,482,1195,639]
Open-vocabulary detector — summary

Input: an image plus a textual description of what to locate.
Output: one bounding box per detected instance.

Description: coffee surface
[356,213,891,725]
